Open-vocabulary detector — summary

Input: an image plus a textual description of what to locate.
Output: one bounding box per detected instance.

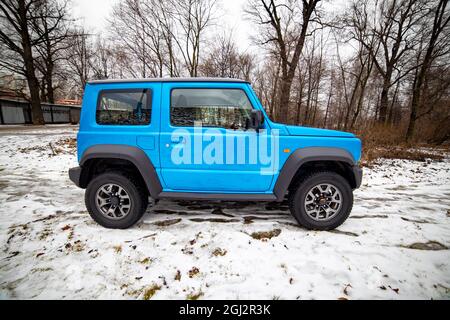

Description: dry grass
[250,229,282,240]
[18,137,76,156]
[187,290,204,300]
[361,146,444,166]
[142,284,161,300]
[357,124,446,166]
[139,257,152,264]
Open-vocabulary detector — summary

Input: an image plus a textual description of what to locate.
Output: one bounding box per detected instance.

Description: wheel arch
[79,144,162,198]
[273,147,359,201]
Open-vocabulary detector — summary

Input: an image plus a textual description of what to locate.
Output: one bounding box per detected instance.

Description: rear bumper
[69,166,82,188]
[352,165,363,189]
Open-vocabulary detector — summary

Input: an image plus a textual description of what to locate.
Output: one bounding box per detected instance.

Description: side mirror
[249,110,265,131]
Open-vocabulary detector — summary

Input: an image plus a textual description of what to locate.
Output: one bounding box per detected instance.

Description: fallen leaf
[343,283,352,296]
[188,267,200,278]
[389,286,399,294]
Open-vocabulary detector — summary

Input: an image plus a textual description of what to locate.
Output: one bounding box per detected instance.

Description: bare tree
[65,28,93,99]
[170,0,217,77]
[32,0,71,103]
[109,0,216,78]
[0,0,44,124]
[301,30,326,126]
[109,0,163,78]
[151,0,180,77]
[348,0,427,124]
[247,0,321,123]
[199,33,255,79]
[406,0,450,141]
[90,35,114,80]
[333,26,375,130]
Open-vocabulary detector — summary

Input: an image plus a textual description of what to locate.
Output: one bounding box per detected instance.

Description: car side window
[96,89,151,125]
[170,88,253,129]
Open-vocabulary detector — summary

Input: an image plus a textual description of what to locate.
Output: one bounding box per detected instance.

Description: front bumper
[352,165,363,189]
[69,166,82,188]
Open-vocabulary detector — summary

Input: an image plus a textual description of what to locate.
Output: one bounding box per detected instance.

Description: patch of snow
[0,126,449,299]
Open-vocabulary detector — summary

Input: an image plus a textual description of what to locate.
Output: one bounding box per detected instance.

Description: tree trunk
[406,67,425,141]
[46,60,55,104]
[276,76,293,123]
[378,79,390,124]
[324,84,332,128]
[271,0,318,124]
[18,0,44,125]
[406,0,449,141]
[295,84,304,125]
[24,51,44,124]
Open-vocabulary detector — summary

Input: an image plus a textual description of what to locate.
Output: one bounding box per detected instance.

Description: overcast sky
[70,0,256,52]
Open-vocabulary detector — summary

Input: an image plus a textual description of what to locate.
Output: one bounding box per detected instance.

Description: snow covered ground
[0,125,449,300]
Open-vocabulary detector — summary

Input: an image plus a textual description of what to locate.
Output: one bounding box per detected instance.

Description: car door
[159,82,276,193]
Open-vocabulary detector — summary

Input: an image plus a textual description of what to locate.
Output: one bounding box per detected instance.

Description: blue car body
[75,79,361,197]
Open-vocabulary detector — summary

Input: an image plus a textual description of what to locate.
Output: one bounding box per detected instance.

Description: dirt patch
[265,202,289,211]
[189,218,239,223]
[402,241,448,251]
[152,209,190,215]
[350,214,389,219]
[243,216,269,224]
[251,229,282,240]
[401,217,431,224]
[211,207,235,217]
[0,179,8,190]
[153,218,182,227]
[329,230,359,237]
[187,205,215,210]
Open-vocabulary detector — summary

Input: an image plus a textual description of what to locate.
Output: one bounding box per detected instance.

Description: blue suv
[69,78,362,230]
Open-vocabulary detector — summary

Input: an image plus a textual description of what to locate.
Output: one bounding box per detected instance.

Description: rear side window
[170,88,253,129]
[96,89,151,125]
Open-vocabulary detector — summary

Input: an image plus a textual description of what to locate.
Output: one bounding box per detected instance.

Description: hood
[282,124,356,138]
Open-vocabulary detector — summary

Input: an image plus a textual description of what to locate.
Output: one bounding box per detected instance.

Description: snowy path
[0,126,449,299]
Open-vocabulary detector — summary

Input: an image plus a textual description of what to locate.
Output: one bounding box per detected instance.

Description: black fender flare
[273,147,358,201]
[79,144,162,198]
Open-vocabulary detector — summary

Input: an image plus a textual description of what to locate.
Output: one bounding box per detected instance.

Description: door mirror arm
[249,110,265,133]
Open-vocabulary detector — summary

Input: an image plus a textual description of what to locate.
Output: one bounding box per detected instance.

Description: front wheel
[85,172,148,229]
[288,171,353,230]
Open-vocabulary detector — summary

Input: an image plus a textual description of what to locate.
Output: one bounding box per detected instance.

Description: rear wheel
[85,172,148,229]
[288,171,353,230]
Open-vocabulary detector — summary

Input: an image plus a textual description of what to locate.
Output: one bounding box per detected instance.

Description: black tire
[85,172,148,229]
[288,171,353,230]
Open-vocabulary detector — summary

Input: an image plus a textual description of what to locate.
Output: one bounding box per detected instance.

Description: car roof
[88,77,250,85]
